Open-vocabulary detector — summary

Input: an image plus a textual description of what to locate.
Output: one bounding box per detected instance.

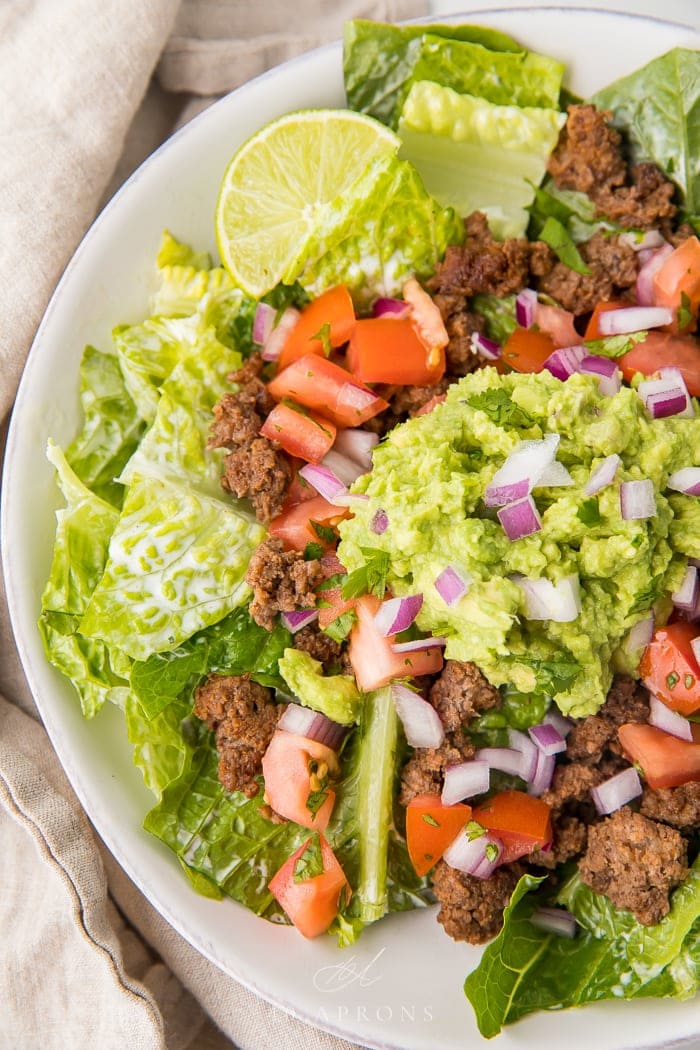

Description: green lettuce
[278,648,362,725]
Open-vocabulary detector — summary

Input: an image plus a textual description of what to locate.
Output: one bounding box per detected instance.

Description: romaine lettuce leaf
[156,229,212,271]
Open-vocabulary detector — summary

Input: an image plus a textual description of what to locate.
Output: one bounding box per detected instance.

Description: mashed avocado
[337,367,700,716]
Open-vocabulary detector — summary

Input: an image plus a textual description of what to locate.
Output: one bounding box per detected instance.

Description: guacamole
[337,367,700,716]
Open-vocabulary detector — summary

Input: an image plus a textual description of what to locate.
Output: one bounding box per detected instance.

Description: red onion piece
[321,449,365,487]
[332,428,378,470]
[391,683,445,749]
[542,344,586,381]
[620,479,656,520]
[485,434,559,508]
[370,508,389,535]
[333,492,370,508]
[598,305,673,336]
[672,565,699,613]
[277,703,347,749]
[373,594,424,636]
[372,296,411,319]
[497,495,542,541]
[514,574,581,622]
[507,728,539,782]
[619,229,666,253]
[649,693,693,742]
[638,374,692,419]
[543,707,573,738]
[667,467,700,495]
[280,608,319,633]
[391,636,447,653]
[528,750,556,796]
[636,242,674,305]
[530,906,577,939]
[442,828,503,879]
[584,454,621,496]
[441,760,490,805]
[435,565,471,606]
[591,766,642,815]
[471,332,501,361]
[692,635,700,665]
[299,462,348,505]
[252,302,276,345]
[475,746,528,779]
[515,288,538,328]
[528,722,567,756]
[579,355,621,397]
[336,382,379,416]
[261,306,301,362]
[622,611,655,656]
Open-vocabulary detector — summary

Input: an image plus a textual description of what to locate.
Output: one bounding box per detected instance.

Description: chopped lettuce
[398,81,566,238]
[278,648,362,725]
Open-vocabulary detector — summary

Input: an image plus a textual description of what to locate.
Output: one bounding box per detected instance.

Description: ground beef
[292,622,345,671]
[594,163,677,231]
[541,760,608,811]
[430,292,486,376]
[245,537,323,630]
[382,376,452,418]
[429,660,500,734]
[209,354,290,523]
[640,782,700,830]
[566,676,649,763]
[399,738,475,806]
[193,673,278,797]
[432,860,525,943]
[529,812,588,870]
[578,806,688,926]
[536,230,638,314]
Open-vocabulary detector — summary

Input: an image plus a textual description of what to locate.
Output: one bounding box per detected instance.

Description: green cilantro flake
[293,833,325,883]
[323,609,356,643]
[341,546,390,600]
[685,673,695,690]
[465,820,487,841]
[467,388,537,430]
[677,291,694,331]
[312,322,333,357]
[666,671,680,690]
[311,521,336,543]
[485,841,500,863]
[303,542,324,561]
[577,498,601,526]
[422,813,440,828]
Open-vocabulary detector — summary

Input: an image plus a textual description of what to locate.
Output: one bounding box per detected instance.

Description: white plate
[4,8,700,1049]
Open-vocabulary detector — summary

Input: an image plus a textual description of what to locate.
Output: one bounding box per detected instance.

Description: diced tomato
[584,299,630,340]
[347,317,445,386]
[652,235,700,333]
[269,494,348,553]
[500,327,556,373]
[534,302,580,348]
[618,722,700,789]
[317,585,356,630]
[471,790,553,864]
[348,594,443,691]
[277,285,356,371]
[268,833,349,938]
[639,621,700,716]
[406,794,472,876]
[282,460,318,508]
[618,329,700,397]
[402,276,449,368]
[261,730,339,830]
[267,354,388,428]
[415,393,447,416]
[260,401,336,463]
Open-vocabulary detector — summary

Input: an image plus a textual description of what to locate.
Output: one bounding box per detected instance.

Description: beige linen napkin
[0,1,427,1048]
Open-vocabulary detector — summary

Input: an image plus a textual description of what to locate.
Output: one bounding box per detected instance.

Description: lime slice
[215,109,400,298]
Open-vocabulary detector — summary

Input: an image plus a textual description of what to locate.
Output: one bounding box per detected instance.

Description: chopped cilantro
[467,388,537,430]
[323,609,356,643]
[531,657,581,693]
[293,833,325,882]
[465,820,487,841]
[485,841,500,863]
[422,813,440,828]
[312,322,332,357]
[303,542,325,561]
[677,291,694,331]
[577,498,601,526]
[311,521,337,543]
[666,671,680,690]
[341,546,390,600]
[685,673,695,690]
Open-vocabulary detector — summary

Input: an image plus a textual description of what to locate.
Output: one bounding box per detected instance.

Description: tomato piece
[501,327,556,373]
[348,594,443,691]
[260,401,336,463]
[472,790,553,864]
[269,494,348,553]
[267,354,388,428]
[261,730,339,830]
[534,302,579,348]
[618,329,700,397]
[347,318,445,386]
[406,794,472,876]
[618,722,700,789]
[402,277,449,367]
[639,621,700,715]
[317,585,356,630]
[415,393,447,416]
[584,299,630,340]
[652,235,700,333]
[268,833,349,938]
[277,285,356,370]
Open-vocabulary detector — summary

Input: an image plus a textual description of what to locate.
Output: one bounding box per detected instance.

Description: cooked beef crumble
[432,860,525,943]
[245,537,323,630]
[399,738,476,806]
[640,782,700,831]
[536,229,639,314]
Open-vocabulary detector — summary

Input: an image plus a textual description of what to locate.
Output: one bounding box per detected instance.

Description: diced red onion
[591,766,642,815]
[321,449,365,487]
[497,495,542,540]
[336,382,380,418]
[299,462,348,505]
[621,611,655,656]
[391,636,447,654]
[332,428,378,470]
[528,750,556,796]
[584,454,621,496]
[277,703,347,749]
[638,374,692,419]
[528,722,567,756]
[373,594,423,636]
[534,461,573,488]
[620,479,655,520]
[475,746,528,779]
[435,565,471,606]
[391,683,445,749]
[657,368,695,418]
[579,355,621,397]
[333,492,370,508]
[279,608,319,633]
[441,760,490,805]
[442,828,503,879]
[649,693,693,742]
[370,508,389,535]
[692,635,700,666]
[636,242,674,305]
[507,728,539,782]
[542,344,586,381]
[252,302,276,345]
[471,332,501,361]
[515,288,538,328]
[672,565,699,613]
[515,574,581,622]
[619,229,666,253]
[261,306,301,361]
[667,467,700,495]
[543,707,573,737]
[485,434,560,508]
[598,305,673,336]
[530,906,577,939]
[372,296,411,319]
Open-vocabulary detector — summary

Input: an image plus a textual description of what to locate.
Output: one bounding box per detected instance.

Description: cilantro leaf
[467,388,537,429]
[341,547,390,600]
[311,322,333,357]
[577,498,601,526]
[293,833,325,882]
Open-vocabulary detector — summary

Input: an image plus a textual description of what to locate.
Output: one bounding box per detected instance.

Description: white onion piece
[529,722,567,756]
[516,288,538,328]
[667,467,700,495]
[543,707,573,738]
[321,449,365,486]
[442,828,503,879]
[621,611,655,657]
[299,462,348,505]
[471,332,501,361]
[534,461,574,488]
[584,454,621,496]
[530,906,577,938]
[485,434,560,507]
[515,574,581,622]
[391,683,445,749]
[373,594,423,636]
[277,703,347,750]
[507,728,539,781]
[636,242,674,305]
[672,565,699,613]
[280,608,319,633]
[497,495,542,541]
[591,766,642,815]
[475,746,528,779]
[441,761,490,805]
[528,750,556,796]
[332,428,378,470]
[619,229,666,253]
[252,302,276,345]
[543,345,586,381]
[598,305,673,336]
[435,565,471,606]
[649,693,693,742]
[391,636,447,653]
[260,306,301,361]
[579,354,621,397]
[620,479,656,520]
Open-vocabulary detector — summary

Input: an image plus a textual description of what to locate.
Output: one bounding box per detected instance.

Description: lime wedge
[215,109,400,298]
